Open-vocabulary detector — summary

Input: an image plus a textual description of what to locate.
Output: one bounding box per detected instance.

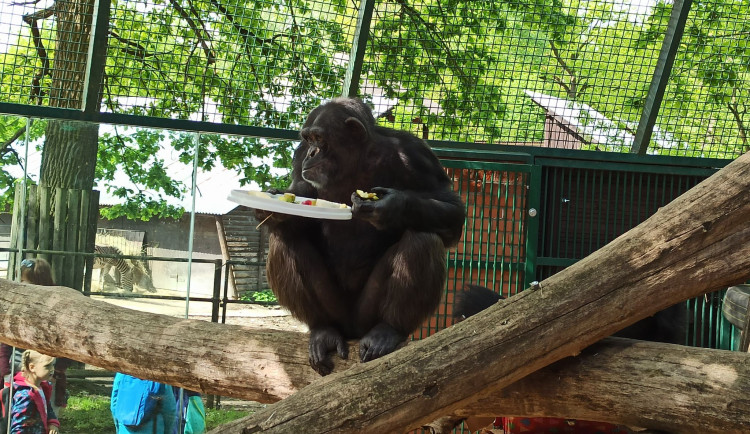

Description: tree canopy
[0,0,747,218]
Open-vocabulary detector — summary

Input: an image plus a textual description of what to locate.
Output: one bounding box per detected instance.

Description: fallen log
[209,151,750,432]
[0,282,349,403]
[0,283,749,432]
[449,337,750,433]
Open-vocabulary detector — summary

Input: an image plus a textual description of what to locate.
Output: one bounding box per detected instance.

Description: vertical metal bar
[476,170,488,291]
[524,165,541,289]
[603,171,612,245]
[342,0,376,97]
[490,171,502,292]
[561,168,570,259]
[498,171,509,294]
[631,0,693,154]
[82,0,111,114]
[211,259,222,323]
[184,132,201,319]
[595,171,604,251]
[15,119,32,274]
[509,171,521,294]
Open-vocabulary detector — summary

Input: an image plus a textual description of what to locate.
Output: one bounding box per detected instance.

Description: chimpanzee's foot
[309,326,349,376]
[359,323,406,362]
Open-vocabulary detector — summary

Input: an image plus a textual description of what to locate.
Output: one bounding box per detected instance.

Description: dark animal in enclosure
[256,97,465,375]
[453,285,687,344]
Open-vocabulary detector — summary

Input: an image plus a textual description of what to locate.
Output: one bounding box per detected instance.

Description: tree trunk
[2,152,748,433]
[0,283,749,433]
[0,282,339,403]
[32,0,100,290]
[216,150,750,433]
[40,120,99,190]
[40,0,99,192]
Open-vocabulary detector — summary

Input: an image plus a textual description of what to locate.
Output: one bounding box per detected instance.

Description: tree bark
[213,150,750,433]
[39,0,100,191]
[449,337,750,433]
[0,281,347,403]
[0,282,749,433]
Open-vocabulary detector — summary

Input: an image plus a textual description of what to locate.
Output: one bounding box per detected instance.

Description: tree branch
[168,0,216,64]
[22,4,55,105]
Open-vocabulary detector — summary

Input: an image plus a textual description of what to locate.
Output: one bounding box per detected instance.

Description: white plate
[227,189,352,220]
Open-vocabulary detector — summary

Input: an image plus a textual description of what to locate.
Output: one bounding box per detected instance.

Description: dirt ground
[92,289,307,333]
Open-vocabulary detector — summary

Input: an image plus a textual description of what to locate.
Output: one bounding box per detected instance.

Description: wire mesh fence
[0,0,747,157]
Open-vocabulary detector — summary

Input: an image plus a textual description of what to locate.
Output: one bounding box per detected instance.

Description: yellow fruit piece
[278,193,296,203]
[355,189,379,200]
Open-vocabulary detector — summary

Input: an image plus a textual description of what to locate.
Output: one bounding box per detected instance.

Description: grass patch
[58,379,252,433]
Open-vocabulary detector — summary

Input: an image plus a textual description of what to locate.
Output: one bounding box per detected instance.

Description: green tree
[1,0,748,216]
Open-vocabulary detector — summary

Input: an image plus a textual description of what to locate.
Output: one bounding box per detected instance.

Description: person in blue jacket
[110,373,176,434]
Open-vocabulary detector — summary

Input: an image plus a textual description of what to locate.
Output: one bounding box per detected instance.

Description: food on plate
[241,190,349,210]
[315,198,349,209]
[279,193,296,203]
[355,189,379,200]
[247,191,271,199]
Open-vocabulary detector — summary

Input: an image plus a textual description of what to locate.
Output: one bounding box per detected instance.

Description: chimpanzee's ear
[345,117,368,142]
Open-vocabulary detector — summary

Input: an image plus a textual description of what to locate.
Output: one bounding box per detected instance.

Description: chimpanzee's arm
[351,186,465,247]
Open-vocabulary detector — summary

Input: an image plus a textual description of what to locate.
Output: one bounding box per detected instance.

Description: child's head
[19,258,55,286]
[21,350,55,383]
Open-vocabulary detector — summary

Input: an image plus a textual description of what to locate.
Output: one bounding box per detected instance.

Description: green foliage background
[0,0,747,218]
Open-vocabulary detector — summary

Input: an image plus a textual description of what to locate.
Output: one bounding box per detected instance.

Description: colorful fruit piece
[247,191,271,199]
[355,189,379,200]
[279,193,296,203]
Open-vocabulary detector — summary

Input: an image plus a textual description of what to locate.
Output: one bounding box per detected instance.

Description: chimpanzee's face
[298,104,367,191]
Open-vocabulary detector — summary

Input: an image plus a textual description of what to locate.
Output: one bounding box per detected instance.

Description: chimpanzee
[256,97,465,375]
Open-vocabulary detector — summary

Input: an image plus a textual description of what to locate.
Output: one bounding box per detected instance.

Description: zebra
[93,245,156,292]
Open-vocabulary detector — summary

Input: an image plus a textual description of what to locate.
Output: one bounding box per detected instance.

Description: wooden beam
[0,282,348,403]
[0,283,749,432]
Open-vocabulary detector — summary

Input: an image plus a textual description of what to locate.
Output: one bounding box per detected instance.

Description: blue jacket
[111,374,176,434]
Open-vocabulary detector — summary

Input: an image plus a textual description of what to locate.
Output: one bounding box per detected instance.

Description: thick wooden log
[450,337,750,433]
[213,152,750,432]
[0,282,351,403]
[0,282,749,432]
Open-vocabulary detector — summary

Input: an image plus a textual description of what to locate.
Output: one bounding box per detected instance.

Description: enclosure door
[416,160,540,339]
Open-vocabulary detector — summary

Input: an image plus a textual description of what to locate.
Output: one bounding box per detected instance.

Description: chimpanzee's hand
[309,326,349,376]
[351,187,406,231]
[253,208,289,227]
[252,189,289,227]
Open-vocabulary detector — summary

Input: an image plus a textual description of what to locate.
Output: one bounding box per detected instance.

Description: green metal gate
[422,150,734,351]
[413,156,540,339]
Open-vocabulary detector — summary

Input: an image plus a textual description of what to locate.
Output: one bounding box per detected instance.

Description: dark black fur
[453,285,687,344]
[453,284,505,319]
[257,98,465,375]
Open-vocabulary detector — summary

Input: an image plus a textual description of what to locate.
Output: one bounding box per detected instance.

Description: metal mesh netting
[363,0,749,158]
[0,0,747,157]
[102,0,355,127]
